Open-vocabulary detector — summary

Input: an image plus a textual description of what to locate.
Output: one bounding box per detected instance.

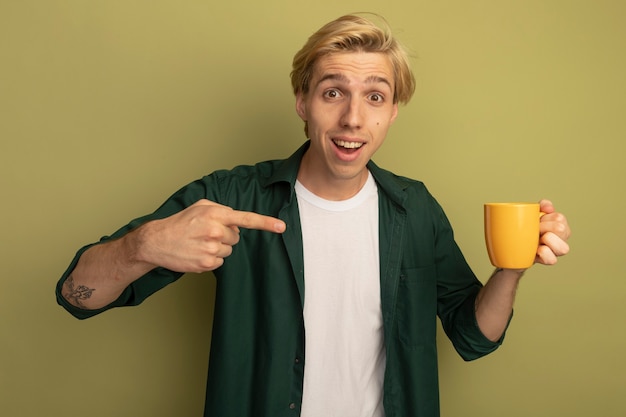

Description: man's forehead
[311,52,395,86]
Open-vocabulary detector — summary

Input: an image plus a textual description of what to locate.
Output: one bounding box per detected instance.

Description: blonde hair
[291,14,416,105]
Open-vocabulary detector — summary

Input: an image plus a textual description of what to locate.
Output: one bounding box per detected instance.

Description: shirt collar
[264,140,409,208]
[263,141,310,189]
[367,159,409,208]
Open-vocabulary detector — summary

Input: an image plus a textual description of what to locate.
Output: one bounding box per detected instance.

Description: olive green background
[1,1,624,416]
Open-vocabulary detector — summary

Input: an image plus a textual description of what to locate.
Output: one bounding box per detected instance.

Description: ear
[390,103,399,124]
[295,93,307,121]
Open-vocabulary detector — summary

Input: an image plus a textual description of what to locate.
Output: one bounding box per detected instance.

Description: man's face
[296,51,399,200]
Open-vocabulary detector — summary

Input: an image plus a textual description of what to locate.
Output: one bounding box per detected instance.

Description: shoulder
[368,161,432,201]
[196,158,293,213]
[369,162,449,225]
[203,158,292,192]
[206,143,306,190]
[209,159,281,181]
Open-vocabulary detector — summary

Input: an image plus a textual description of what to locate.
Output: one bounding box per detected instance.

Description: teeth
[334,139,363,149]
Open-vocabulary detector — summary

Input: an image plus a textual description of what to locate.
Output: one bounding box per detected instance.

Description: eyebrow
[315,73,393,91]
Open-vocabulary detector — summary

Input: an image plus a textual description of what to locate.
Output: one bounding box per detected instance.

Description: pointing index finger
[228,210,286,233]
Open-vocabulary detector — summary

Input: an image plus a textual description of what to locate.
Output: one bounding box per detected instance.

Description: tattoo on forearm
[63,274,96,308]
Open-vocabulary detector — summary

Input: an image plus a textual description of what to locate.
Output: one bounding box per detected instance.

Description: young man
[57,14,570,417]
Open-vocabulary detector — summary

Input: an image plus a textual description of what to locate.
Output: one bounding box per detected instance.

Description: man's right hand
[135,199,287,273]
[64,200,286,310]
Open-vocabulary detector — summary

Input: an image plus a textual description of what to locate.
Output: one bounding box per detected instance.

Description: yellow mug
[484,203,542,269]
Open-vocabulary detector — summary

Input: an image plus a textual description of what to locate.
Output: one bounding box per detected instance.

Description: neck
[297,153,369,201]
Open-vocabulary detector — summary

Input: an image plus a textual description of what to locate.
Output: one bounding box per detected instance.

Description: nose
[340,97,363,129]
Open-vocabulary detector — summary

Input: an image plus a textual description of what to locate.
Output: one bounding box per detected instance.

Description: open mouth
[333,139,363,150]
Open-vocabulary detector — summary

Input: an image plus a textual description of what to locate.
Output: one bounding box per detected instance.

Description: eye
[323,89,341,99]
[368,93,385,103]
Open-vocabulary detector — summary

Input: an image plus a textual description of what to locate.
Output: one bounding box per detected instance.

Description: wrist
[120,224,157,273]
[493,267,526,279]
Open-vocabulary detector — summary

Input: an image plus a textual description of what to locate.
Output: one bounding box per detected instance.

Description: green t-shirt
[56,141,505,417]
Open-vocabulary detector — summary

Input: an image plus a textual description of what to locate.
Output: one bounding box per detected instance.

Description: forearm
[475,268,524,342]
[62,228,156,310]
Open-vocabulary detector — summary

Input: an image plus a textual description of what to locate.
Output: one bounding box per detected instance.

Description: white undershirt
[296,172,385,417]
